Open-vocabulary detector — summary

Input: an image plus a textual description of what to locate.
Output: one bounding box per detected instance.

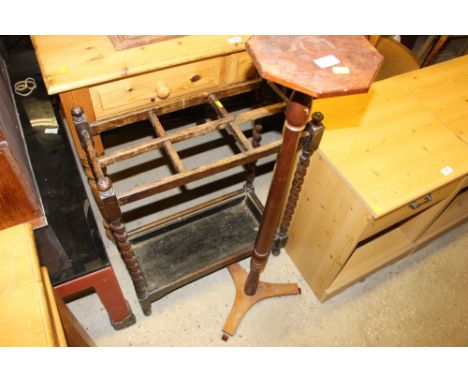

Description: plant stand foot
[221,263,300,339]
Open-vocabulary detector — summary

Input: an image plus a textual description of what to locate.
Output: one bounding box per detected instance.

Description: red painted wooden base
[222,263,301,341]
[54,266,136,330]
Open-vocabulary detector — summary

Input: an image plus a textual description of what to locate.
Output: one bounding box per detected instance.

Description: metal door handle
[409,193,432,209]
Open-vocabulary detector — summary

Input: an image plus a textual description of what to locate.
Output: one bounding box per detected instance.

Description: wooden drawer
[360,177,461,241]
[89,51,257,119]
[90,56,224,119]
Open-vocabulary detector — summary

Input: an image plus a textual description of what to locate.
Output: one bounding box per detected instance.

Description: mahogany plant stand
[221,36,383,340]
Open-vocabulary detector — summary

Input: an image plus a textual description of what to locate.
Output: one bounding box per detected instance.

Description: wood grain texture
[274,113,325,251]
[89,56,224,119]
[207,93,253,151]
[59,88,103,161]
[287,151,371,297]
[287,58,468,302]
[390,55,468,144]
[324,226,415,299]
[53,288,95,346]
[32,35,252,94]
[91,78,262,133]
[99,101,285,167]
[108,35,184,51]
[148,111,186,173]
[245,92,312,295]
[41,268,67,346]
[247,35,383,98]
[360,178,460,241]
[314,77,468,218]
[118,140,282,205]
[324,177,466,299]
[416,184,468,246]
[0,148,45,230]
[0,57,45,230]
[222,263,300,338]
[0,224,64,346]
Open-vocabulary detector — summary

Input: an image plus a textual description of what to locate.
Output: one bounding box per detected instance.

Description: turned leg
[107,214,147,300]
[72,106,148,302]
[245,87,267,191]
[69,108,113,241]
[244,121,264,191]
[272,111,325,255]
[86,170,114,241]
[245,91,312,295]
[61,93,112,240]
[222,92,310,339]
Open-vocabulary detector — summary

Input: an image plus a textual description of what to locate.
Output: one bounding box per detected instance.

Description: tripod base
[221,263,301,341]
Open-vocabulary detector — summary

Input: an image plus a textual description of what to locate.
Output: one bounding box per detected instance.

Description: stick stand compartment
[71,79,288,315]
[129,190,263,313]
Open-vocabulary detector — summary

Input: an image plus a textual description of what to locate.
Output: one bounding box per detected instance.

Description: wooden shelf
[416,187,468,247]
[325,225,415,298]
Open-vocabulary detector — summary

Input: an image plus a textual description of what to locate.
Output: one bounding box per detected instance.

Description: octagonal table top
[246,35,383,98]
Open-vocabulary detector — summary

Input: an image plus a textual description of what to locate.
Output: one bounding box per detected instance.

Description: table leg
[221,91,312,340]
[60,92,113,240]
[72,107,148,302]
[244,91,312,295]
[272,111,325,255]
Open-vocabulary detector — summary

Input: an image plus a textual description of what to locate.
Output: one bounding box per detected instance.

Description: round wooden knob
[155,82,170,99]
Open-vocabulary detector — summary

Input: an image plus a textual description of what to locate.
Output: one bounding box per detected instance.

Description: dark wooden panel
[0,56,44,229]
[0,149,44,229]
[0,57,40,200]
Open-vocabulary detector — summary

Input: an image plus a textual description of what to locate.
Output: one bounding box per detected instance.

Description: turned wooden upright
[222,36,383,339]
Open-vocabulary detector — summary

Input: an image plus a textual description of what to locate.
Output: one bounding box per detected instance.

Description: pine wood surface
[108,35,183,51]
[31,35,252,95]
[287,57,468,301]
[88,51,256,119]
[390,55,468,143]
[0,224,66,346]
[287,151,372,296]
[313,69,468,218]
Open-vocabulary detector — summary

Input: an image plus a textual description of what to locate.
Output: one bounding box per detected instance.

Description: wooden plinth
[222,263,301,340]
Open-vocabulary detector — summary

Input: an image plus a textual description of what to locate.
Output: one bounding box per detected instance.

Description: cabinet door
[0,56,44,229]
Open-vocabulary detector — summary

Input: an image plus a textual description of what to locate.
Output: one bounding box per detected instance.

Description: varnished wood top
[246,36,383,98]
[390,55,468,144]
[314,56,468,218]
[0,223,66,346]
[31,35,251,95]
